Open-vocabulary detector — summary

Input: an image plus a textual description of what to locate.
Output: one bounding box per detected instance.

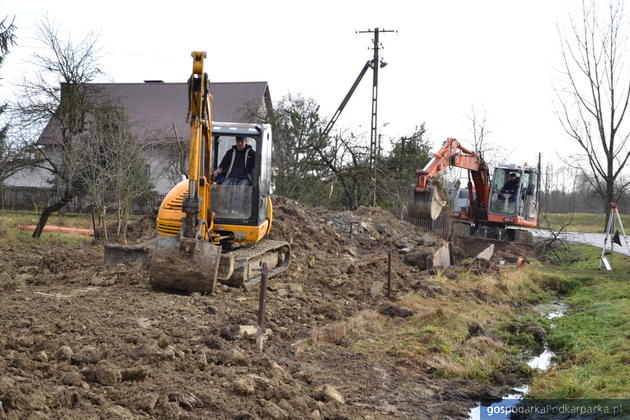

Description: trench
[467,301,567,420]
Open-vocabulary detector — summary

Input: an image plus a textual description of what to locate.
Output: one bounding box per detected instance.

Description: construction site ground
[0,199,546,419]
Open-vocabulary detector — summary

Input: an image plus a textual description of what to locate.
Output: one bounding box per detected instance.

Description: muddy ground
[0,199,533,419]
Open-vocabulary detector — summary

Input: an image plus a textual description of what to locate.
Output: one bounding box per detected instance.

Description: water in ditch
[468,301,566,420]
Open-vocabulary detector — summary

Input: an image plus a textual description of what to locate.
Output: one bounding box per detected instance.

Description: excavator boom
[148,51,221,294]
[408,138,489,221]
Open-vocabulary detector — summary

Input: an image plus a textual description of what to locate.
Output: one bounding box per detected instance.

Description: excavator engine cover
[408,186,446,220]
[149,236,221,294]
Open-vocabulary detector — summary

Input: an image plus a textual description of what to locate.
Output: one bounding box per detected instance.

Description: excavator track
[218,239,291,289]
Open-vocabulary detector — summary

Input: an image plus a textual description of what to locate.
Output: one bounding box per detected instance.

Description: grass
[527,244,630,398]
[308,244,630,394]
[0,209,94,246]
[309,268,555,383]
[0,208,95,228]
[541,212,630,233]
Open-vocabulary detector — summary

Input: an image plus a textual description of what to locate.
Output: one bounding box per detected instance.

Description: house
[5,81,272,196]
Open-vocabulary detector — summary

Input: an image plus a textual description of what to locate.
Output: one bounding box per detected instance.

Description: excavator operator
[213,136,256,186]
[499,173,520,201]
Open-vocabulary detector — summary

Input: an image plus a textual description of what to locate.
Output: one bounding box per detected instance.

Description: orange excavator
[408,138,539,242]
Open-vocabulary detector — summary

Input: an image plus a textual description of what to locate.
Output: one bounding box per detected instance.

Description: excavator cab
[210,122,273,244]
[210,122,290,288]
[488,165,539,225]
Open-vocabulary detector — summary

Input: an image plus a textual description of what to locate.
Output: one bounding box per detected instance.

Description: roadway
[531,229,630,257]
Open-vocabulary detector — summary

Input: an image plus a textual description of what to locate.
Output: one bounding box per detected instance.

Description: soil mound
[270,197,431,254]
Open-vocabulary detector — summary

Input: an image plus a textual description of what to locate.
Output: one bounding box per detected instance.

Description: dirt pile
[267,197,450,302]
[270,198,432,253]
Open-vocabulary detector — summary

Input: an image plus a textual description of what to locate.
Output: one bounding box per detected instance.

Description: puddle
[468,386,528,420]
[533,301,567,320]
[468,302,566,419]
[527,349,554,370]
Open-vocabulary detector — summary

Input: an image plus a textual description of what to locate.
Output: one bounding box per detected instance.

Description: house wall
[4,149,176,196]
[145,146,183,195]
[4,165,52,189]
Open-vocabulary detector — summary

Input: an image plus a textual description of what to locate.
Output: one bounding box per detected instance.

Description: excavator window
[216,136,257,164]
[211,185,253,220]
[210,135,257,221]
[523,170,539,220]
[489,168,521,215]
[517,171,530,216]
[454,189,475,212]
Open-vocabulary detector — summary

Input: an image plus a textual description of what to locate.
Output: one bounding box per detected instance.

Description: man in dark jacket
[499,173,520,201]
[212,136,255,186]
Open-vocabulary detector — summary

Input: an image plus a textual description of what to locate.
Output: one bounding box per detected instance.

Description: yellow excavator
[105,51,290,293]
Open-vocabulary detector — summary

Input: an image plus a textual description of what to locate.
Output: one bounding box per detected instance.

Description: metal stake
[387,249,392,299]
[256,262,269,352]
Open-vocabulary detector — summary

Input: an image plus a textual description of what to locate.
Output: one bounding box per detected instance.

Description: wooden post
[256,262,269,352]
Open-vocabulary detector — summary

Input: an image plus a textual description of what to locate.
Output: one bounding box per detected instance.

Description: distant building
[5,81,272,194]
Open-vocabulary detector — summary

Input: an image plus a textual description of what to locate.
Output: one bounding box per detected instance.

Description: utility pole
[357,27,396,206]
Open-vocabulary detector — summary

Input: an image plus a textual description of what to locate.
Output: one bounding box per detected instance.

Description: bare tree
[108,114,153,242]
[378,124,432,212]
[536,212,576,264]
[14,17,102,237]
[557,0,630,217]
[160,123,188,185]
[310,130,372,209]
[268,94,325,198]
[468,106,490,155]
[465,106,515,170]
[75,103,153,242]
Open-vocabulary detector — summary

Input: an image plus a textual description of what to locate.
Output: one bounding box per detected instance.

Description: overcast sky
[0,0,603,167]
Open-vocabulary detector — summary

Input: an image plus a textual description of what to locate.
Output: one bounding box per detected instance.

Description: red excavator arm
[409,138,490,221]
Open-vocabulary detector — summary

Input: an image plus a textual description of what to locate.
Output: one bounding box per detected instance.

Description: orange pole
[17,225,94,236]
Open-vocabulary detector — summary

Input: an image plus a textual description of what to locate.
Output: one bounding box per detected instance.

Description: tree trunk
[32,195,72,238]
[59,206,67,226]
[102,215,108,241]
[121,205,129,243]
[116,208,122,239]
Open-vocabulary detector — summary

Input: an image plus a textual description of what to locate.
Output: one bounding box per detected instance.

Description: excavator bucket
[408,186,447,221]
[149,236,221,294]
[104,240,156,268]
